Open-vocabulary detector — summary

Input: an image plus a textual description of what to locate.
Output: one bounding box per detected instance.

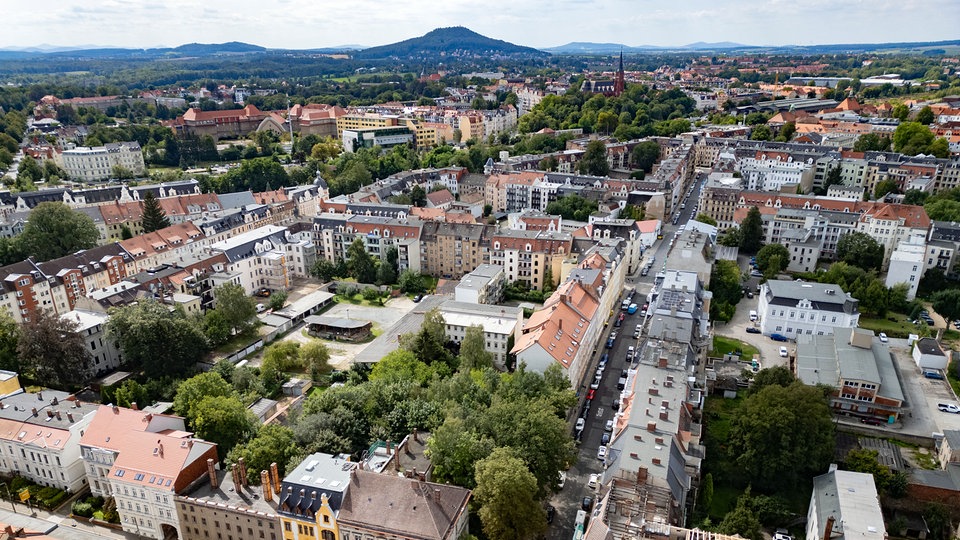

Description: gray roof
[795,328,904,404]
[216,190,256,209]
[915,337,945,356]
[766,280,858,314]
[810,469,885,540]
[304,316,371,329]
[279,452,356,518]
[909,464,960,491]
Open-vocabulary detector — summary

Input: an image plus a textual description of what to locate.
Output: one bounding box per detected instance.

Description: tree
[410,185,427,207]
[460,325,494,371]
[214,283,257,335]
[140,191,170,233]
[114,380,149,409]
[717,490,762,540]
[916,105,934,125]
[903,189,929,205]
[299,340,333,380]
[473,447,547,540]
[268,290,288,311]
[0,314,20,374]
[892,103,909,122]
[398,269,426,294]
[191,395,257,459]
[309,138,341,162]
[843,448,893,494]
[108,300,209,378]
[427,417,494,488]
[729,382,835,491]
[119,224,134,240]
[227,424,298,484]
[545,194,598,222]
[18,202,100,262]
[311,259,339,282]
[874,179,899,200]
[709,260,743,322]
[17,156,43,183]
[577,140,610,177]
[346,238,376,283]
[931,289,960,325]
[854,133,891,152]
[173,372,235,418]
[893,121,935,156]
[694,213,717,226]
[836,231,884,271]
[17,309,87,389]
[739,206,764,254]
[756,244,789,276]
[750,124,772,141]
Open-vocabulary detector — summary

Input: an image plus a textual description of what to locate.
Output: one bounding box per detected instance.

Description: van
[749,310,758,322]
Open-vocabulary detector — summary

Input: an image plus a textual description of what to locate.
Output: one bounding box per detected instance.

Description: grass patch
[947,358,960,398]
[421,275,439,292]
[858,313,926,339]
[912,448,940,470]
[212,328,261,355]
[713,336,759,360]
[334,293,384,307]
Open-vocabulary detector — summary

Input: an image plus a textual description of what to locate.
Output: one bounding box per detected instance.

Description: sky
[5,0,959,50]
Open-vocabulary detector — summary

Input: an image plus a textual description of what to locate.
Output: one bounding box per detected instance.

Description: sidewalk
[0,502,142,539]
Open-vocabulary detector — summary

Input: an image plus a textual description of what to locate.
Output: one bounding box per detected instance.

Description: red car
[618,313,626,322]
[586,389,595,400]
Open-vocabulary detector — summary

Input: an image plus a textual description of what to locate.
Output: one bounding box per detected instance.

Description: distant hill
[681,41,749,50]
[355,26,546,59]
[169,42,266,55]
[544,42,661,54]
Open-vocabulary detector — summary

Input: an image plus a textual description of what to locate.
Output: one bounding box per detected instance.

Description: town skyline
[5,0,959,51]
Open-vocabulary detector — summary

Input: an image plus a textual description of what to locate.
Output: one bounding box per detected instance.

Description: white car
[779,346,788,357]
[939,403,960,414]
[604,420,614,432]
[575,418,585,431]
[878,332,888,342]
[557,471,567,489]
[588,473,600,489]
[597,445,607,460]
[590,378,601,390]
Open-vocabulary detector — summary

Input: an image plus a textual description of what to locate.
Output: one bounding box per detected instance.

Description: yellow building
[0,370,20,397]
[335,113,398,138]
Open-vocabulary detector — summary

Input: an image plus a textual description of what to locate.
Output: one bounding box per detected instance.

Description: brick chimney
[270,463,281,494]
[237,458,248,487]
[130,402,138,411]
[207,459,218,489]
[433,488,441,504]
[823,516,835,540]
[413,428,419,443]
[261,471,272,502]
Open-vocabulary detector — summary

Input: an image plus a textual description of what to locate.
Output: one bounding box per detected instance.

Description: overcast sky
[5,0,958,50]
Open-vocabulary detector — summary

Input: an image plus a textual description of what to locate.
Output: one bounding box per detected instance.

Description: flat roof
[304,316,371,330]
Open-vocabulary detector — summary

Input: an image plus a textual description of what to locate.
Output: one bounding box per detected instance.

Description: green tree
[17,156,43,183]
[370,349,435,386]
[545,194,597,222]
[119,225,134,240]
[410,185,427,207]
[931,289,960,325]
[709,260,743,322]
[427,417,494,488]
[140,191,170,233]
[750,366,795,394]
[756,244,789,276]
[268,290,288,311]
[114,380,149,409]
[202,310,232,347]
[718,490,762,540]
[916,105,934,125]
[227,424,298,484]
[873,179,899,200]
[460,325,494,371]
[173,372,235,418]
[892,103,909,122]
[19,202,100,262]
[346,238,376,283]
[191,395,257,459]
[0,314,20,374]
[843,448,893,493]
[107,300,209,378]
[214,283,257,335]
[903,189,929,205]
[750,124,772,141]
[300,340,333,380]
[729,382,835,491]
[17,309,87,389]
[398,269,426,294]
[739,206,764,254]
[577,140,610,176]
[473,447,547,540]
[836,231,884,272]
[311,259,340,282]
[893,121,935,155]
[309,138,341,162]
[853,133,891,152]
[694,213,717,226]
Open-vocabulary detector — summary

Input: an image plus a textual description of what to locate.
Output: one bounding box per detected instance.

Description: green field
[713,335,759,360]
[858,313,929,338]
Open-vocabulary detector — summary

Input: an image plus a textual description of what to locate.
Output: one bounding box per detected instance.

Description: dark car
[606,338,615,349]
[412,294,423,303]
[770,333,789,342]
[746,327,762,334]
[860,417,884,426]
[581,497,593,511]
[546,505,556,524]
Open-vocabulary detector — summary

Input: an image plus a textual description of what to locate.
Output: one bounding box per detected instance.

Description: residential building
[699,173,741,230]
[419,222,489,279]
[175,463,282,540]
[60,142,145,182]
[489,230,572,290]
[647,270,711,346]
[912,337,948,371]
[662,227,716,286]
[885,234,926,300]
[61,308,122,378]
[341,127,415,152]
[806,467,886,540]
[207,225,315,295]
[0,388,99,492]
[312,214,422,269]
[738,151,815,192]
[80,404,219,540]
[757,280,860,338]
[439,301,523,370]
[454,264,506,304]
[795,328,904,422]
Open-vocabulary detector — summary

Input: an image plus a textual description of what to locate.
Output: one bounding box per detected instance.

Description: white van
[749,310,758,322]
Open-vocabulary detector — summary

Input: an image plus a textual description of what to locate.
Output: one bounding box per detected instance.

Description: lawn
[334,293,386,307]
[947,358,960,398]
[858,312,929,338]
[713,336,759,360]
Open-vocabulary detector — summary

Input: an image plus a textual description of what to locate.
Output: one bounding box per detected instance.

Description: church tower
[614,50,625,97]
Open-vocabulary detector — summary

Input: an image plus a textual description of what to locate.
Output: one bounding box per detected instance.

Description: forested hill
[354,26,547,59]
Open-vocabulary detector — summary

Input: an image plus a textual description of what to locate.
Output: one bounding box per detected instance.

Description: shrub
[72,501,94,517]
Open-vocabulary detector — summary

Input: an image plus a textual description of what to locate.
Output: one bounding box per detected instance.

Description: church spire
[614,49,625,97]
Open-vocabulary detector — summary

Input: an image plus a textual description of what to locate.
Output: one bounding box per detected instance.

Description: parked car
[586,389,595,401]
[600,432,610,445]
[640,267,650,276]
[581,497,593,511]
[590,377,601,390]
[860,416,883,425]
[597,446,607,460]
[938,403,960,413]
[773,529,793,540]
[626,345,635,359]
[878,332,888,342]
[605,420,615,432]
[575,418,585,431]
[588,473,600,489]
[746,327,762,334]
[627,304,638,314]
[779,346,788,357]
[611,399,620,411]
[606,338,615,349]
[924,370,946,380]
[412,294,423,303]
[770,333,789,342]
[546,505,556,524]
[633,330,641,338]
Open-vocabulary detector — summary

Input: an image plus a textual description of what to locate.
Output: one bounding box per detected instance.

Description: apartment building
[312,214,423,267]
[699,172,742,230]
[60,142,145,182]
[489,230,572,290]
[885,235,927,300]
[61,308,122,378]
[80,404,219,540]
[439,301,523,370]
[207,225,315,295]
[419,222,489,279]
[0,388,99,492]
[176,463,282,540]
[454,264,506,304]
[758,280,860,338]
[737,150,815,192]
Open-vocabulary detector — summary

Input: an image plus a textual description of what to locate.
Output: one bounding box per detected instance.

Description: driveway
[713,293,786,368]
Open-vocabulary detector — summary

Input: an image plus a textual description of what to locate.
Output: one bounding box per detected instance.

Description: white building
[454,264,506,304]
[912,337,948,371]
[62,308,123,378]
[440,301,523,370]
[739,154,814,192]
[806,467,886,540]
[207,225,316,295]
[60,142,145,182]
[758,280,860,338]
[0,389,99,493]
[884,235,926,300]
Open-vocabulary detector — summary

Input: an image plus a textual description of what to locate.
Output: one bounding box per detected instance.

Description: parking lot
[713,292,787,368]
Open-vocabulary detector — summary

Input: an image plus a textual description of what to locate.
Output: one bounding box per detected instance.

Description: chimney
[823,516,835,540]
[637,466,648,484]
[647,421,657,432]
[76,400,82,408]
[386,440,392,454]
[270,463,281,494]
[238,458,248,487]
[112,404,119,413]
[37,392,42,401]
[51,397,58,406]
[157,442,163,457]
[260,471,272,502]
[231,464,241,489]
[207,459,218,489]
[56,411,62,421]
[47,410,53,418]
[31,407,37,417]
[130,402,138,411]
[67,412,74,422]
[433,488,441,504]
[413,428,419,443]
